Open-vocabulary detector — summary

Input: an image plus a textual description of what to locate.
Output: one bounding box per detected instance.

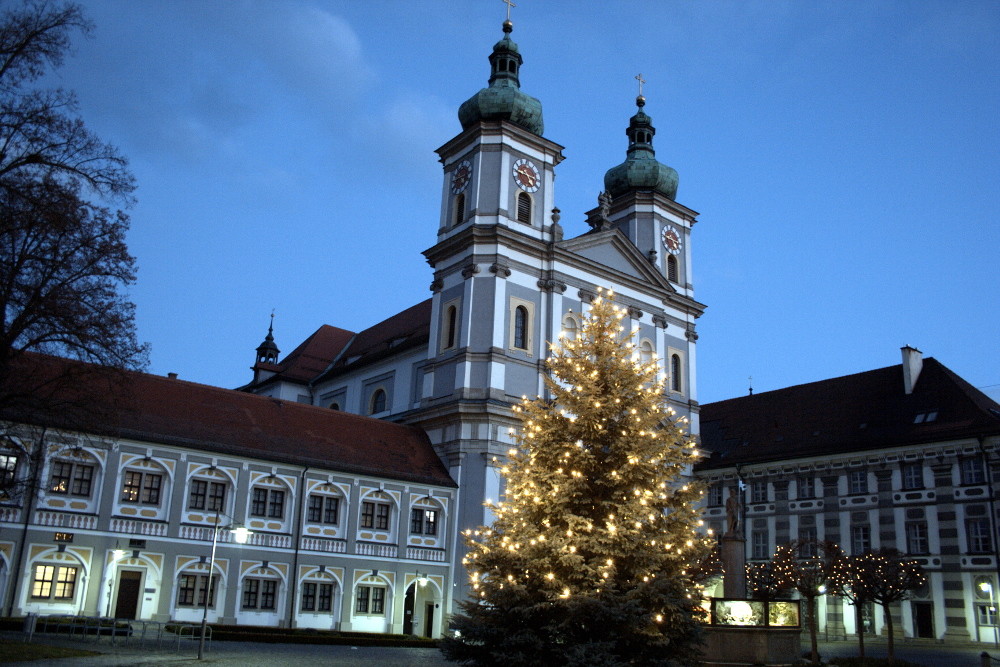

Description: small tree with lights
[772,539,843,664]
[832,548,925,662]
[440,289,712,666]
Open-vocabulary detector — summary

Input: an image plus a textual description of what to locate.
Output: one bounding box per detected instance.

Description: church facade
[243,19,705,606]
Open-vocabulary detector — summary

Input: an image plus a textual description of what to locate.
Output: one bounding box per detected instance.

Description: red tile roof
[262,324,355,385]
[697,358,1000,470]
[3,354,455,487]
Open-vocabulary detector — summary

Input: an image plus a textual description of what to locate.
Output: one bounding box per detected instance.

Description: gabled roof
[558,228,675,293]
[3,354,455,487]
[314,299,432,383]
[697,358,1000,470]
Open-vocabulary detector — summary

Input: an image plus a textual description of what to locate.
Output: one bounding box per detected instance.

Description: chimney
[167,372,178,380]
[901,346,922,395]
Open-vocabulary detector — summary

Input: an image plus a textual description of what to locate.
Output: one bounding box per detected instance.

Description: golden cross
[635,73,646,97]
[502,0,516,21]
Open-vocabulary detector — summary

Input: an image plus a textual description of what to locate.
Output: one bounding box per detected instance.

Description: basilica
[1,16,998,646]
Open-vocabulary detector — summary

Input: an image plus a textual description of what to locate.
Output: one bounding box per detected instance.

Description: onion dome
[458,20,544,136]
[603,95,677,200]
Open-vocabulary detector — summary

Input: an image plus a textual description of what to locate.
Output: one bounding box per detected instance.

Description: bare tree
[0,0,144,395]
[772,539,843,664]
[831,548,926,662]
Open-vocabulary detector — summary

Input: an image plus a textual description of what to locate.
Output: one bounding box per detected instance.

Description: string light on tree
[442,289,712,665]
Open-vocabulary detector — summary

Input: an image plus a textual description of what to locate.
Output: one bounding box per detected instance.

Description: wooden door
[114,571,142,620]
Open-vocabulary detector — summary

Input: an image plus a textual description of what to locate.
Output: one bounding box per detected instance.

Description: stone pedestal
[721,534,747,599]
[701,626,802,666]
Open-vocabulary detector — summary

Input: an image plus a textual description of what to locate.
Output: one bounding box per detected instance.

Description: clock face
[662,227,683,255]
[512,158,540,193]
[451,160,472,194]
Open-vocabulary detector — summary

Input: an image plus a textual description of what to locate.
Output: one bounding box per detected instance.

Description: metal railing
[29,613,199,652]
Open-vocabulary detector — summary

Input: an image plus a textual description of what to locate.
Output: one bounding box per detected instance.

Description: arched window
[370,389,387,415]
[562,314,578,341]
[639,340,654,366]
[445,305,457,349]
[670,354,682,392]
[667,255,679,283]
[513,306,528,350]
[516,192,531,224]
[453,193,465,228]
[328,402,340,411]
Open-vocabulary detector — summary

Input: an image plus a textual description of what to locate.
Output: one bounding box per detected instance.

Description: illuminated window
[121,470,162,505]
[31,565,77,600]
[49,461,94,497]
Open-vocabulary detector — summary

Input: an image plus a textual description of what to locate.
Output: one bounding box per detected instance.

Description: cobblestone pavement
[7,632,1000,666]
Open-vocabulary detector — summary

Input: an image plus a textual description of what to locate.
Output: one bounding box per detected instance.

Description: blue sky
[58,0,1000,404]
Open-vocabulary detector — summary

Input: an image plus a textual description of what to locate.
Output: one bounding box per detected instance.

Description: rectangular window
[849,470,868,495]
[31,565,77,600]
[371,586,385,614]
[308,495,339,525]
[708,484,723,507]
[177,575,214,607]
[49,462,94,497]
[355,585,370,613]
[963,458,987,485]
[751,480,767,503]
[851,525,871,555]
[260,580,277,609]
[751,530,769,560]
[979,604,998,626]
[797,477,814,500]
[362,501,391,530]
[189,480,207,509]
[0,454,17,490]
[411,508,438,535]
[242,578,259,609]
[71,465,93,496]
[902,463,923,490]
[799,527,817,556]
[318,583,333,612]
[121,471,162,505]
[249,487,286,519]
[301,582,316,611]
[968,518,993,554]
[906,521,929,555]
[208,482,226,511]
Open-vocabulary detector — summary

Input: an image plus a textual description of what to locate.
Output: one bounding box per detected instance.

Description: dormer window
[370,389,387,415]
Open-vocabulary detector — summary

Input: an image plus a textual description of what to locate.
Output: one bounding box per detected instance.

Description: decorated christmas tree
[441,289,712,666]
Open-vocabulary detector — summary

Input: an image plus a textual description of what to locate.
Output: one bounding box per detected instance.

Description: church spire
[255,312,280,366]
[603,78,678,200]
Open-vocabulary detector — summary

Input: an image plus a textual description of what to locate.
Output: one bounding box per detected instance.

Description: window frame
[902,463,924,490]
[508,298,535,354]
[49,460,95,497]
[188,478,228,512]
[250,487,285,519]
[851,524,871,555]
[120,469,163,506]
[707,484,724,507]
[906,521,929,555]
[798,476,815,500]
[750,480,767,504]
[31,564,78,600]
[355,585,386,615]
[962,457,987,485]
[410,508,438,535]
[307,494,340,525]
[516,191,532,224]
[751,530,769,560]
[301,581,334,612]
[177,574,216,607]
[361,500,392,531]
[242,577,278,611]
[849,470,868,495]
[369,388,387,415]
[968,517,993,554]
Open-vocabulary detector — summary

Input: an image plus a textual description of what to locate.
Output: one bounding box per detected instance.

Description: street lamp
[980,581,998,647]
[198,509,251,660]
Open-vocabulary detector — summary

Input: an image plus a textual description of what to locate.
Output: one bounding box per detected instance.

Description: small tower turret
[251,314,281,384]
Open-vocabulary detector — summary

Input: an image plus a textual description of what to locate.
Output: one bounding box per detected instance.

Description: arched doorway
[402,577,439,638]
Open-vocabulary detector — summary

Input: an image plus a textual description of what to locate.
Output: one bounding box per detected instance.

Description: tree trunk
[884,602,895,664]
[808,595,819,664]
[856,603,866,658]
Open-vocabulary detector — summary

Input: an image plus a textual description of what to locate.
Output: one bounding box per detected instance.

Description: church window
[443,303,458,350]
[514,306,528,350]
[370,388,387,414]
[670,353,682,392]
[561,314,578,341]
[667,255,678,282]
[454,193,465,227]
[516,192,531,224]
[639,339,654,366]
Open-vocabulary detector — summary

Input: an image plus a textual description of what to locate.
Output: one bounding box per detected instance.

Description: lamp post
[980,581,999,647]
[198,508,251,660]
